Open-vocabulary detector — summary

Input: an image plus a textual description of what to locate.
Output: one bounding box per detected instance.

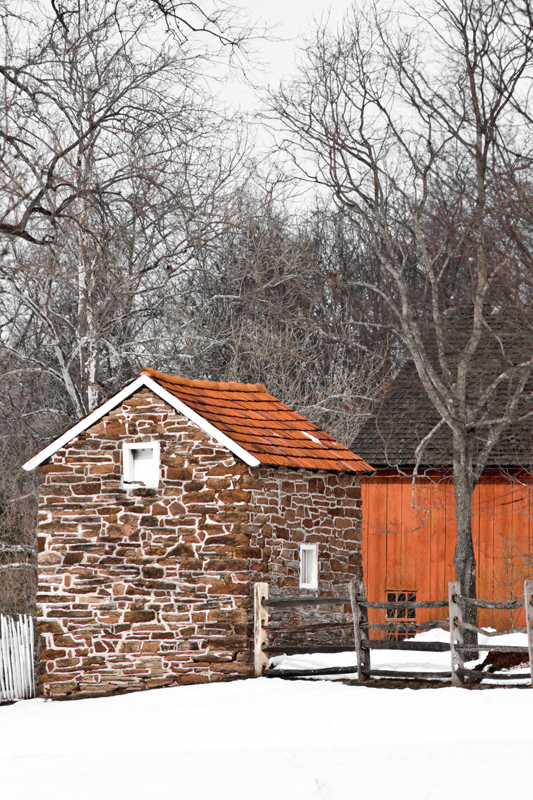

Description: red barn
[351,359,533,635]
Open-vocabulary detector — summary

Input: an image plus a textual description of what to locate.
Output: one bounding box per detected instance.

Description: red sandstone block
[63,552,84,566]
[40,464,73,475]
[71,483,102,496]
[119,641,142,653]
[54,635,79,647]
[345,487,362,499]
[160,454,186,467]
[205,558,248,571]
[38,620,63,634]
[166,467,194,480]
[164,542,195,558]
[182,490,216,503]
[104,421,127,435]
[179,558,203,570]
[123,611,156,623]
[183,480,205,492]
[216,511,248,524]
[204,533,248,548]
[332,517,353,530]
[41,647,67,659]
[38,551,62,566]
[206,581,248,596]
[150,503,168,516]
[47,681,79,696]
[139,515,160,527]
[342,508,361,520]
[142,565,165,579]
[88,464,119,475]
[122,396,149,408]
[203,465,234,477]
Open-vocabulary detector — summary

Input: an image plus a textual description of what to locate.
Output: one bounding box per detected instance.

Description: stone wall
[36,387,364,698]
[247,467,362,648]
[37,389,253,698]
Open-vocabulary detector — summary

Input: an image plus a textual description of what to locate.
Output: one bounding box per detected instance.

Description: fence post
[524,581,533,688]
[448,581,465,686]
[350,578,370,681]
[0,614,35,702]
[253,582,269,677]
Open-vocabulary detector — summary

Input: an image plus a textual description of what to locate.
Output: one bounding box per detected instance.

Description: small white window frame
[299,543,318,589]
[122,441,160,489]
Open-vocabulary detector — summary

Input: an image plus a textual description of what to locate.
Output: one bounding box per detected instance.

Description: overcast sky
[219,1,352,112]
[247,1,348,82]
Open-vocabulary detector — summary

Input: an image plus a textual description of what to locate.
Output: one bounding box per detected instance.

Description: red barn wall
[361,473,533,634]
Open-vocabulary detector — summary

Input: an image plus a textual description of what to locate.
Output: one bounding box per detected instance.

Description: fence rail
[254,580,533,687]
[0,614,35,702]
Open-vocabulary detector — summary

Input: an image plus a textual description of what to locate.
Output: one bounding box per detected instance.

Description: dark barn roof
[351,311,533,469]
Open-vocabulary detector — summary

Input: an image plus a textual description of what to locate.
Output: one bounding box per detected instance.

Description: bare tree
[270,0,533,625]
[50,0,254,50]
[0,0,250,417]
[0,0,252,246]
[182,197,389,444]
[0,0,254,612]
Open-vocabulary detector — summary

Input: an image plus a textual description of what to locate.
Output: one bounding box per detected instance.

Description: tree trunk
[452,432,478,658]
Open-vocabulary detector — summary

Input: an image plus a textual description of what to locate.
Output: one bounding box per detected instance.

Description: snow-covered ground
[1,632,531,800]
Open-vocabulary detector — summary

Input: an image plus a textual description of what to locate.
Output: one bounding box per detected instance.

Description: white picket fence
[0,614,35,701]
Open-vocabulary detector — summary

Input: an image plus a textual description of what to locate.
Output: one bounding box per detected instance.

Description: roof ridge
[138,367,267,394]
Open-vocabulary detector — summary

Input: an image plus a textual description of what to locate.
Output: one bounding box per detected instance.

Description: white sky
[219,0,352,113]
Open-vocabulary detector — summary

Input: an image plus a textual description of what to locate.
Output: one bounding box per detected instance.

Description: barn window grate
[385,590,416,641]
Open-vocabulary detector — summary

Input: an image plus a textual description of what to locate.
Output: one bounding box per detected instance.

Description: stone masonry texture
[36,388,363,698]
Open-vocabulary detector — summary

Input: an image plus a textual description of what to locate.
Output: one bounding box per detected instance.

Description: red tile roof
[140,368,373,473]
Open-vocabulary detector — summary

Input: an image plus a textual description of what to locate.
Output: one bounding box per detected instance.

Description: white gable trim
[22,374,260,471]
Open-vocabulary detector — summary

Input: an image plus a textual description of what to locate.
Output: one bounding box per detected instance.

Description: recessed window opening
[300,544,318,589]
[386,590,416,641]
[122,441,160,489]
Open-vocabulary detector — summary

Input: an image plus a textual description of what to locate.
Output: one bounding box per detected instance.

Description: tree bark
[452,430,478,655]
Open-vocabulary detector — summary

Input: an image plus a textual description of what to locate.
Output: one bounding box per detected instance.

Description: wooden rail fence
[0,614,35,702]
[254,580,533,686]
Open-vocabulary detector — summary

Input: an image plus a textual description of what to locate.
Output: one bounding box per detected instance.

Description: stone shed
[23,368,372,698]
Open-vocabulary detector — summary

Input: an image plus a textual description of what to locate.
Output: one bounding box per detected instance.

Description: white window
[300,544,318,589]
[122,441,160,489]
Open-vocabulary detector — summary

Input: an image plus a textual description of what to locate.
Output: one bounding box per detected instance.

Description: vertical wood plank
[429,477,447,615]
[478,478,496,629]
[400,477,418,594]
[492,479,510,626]
[362,477,388,640]
[412,478,431,626]
[253,582,269,677]
[471,479,482,620]
[385,477,402,639]
[0,615,48,699]
[444,478,456,605]
[28,616,35,698]
[507,478,529,629]
[2,616,15,701]
[449,581,465,687]
[11,617,23,699]
[0,618,5,701]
